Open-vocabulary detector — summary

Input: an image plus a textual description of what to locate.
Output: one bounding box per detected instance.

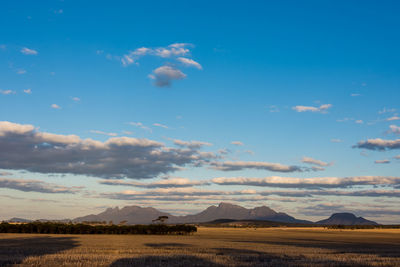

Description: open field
[1,227,400,266]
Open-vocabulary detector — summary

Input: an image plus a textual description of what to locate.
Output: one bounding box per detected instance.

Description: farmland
[1,227,400,266]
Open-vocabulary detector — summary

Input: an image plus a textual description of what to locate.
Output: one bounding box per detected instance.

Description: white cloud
[0,177,81,194]
[100,187,256,201]
[51,104,61,109]
[173,139,212,149]
[72,97,80,102]
[231,141,244,146]
[388,125,400,134]
[17,69,26,74]
[331,139,342,143]
[212,176,400,188]
[153,123,168,129]
[116,43,200,86]
[386,116,400,121]
[177,57,202,69]
[301,156,331,167]
[122,131,133,135]
[0,121,217,179]
[0,90,16,95]
[121,55,135,66]
[355,120,364,124]
[292,104,332,113]
[99,177,208,188]
[121,43,192,66]
[210,161,304,173]
[149,65,186,87]
[23,89,32,94]
[128,122,152,132]
[90,130,118,137]
[269,105,280,113]
[20,47,38,55]
[353,138,400,150]
[351,93,361,97]
[378,107,396,114]
[375,159,390,164]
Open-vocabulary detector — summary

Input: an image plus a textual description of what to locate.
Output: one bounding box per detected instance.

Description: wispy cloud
[99,177,208,188]
[177,57,202,69]
[128,122,152,132]
[153,123,168,129]
[121,43,192,66]
[210,161,304,173]
[100,187,256,201]
[20,47,38,55]
[90,130,118,137]
[292,104,332,113]
[173,139,212,149]
[386,116,400,121]
[212,176,400,188]
[231,141,244,146]
[0,90,16,95]
[23,89,32,94]
[0,177,81,194]
[16,69,26,74]
[301,156,331,167]
[72,97,80,102]
[111,43,201,86]
[375,159,390,164]
[269,105,280,113]
[378,107,396,114]
[388,125,400,134]
[331,139,342,143]
[51,104,61,109]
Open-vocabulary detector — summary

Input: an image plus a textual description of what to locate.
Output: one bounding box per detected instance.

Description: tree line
[325,224,400,229]
[0,222,197,235]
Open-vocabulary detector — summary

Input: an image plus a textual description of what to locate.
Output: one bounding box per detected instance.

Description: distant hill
[7,217,32,223]
[201,218,314,227]
[173,202,312,224]
[316,213,379,225]
[74,206,171,225]
[74,202,312,224]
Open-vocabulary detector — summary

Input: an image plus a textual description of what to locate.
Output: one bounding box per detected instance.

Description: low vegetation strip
[324,224,400,229]
[0,222,197,235]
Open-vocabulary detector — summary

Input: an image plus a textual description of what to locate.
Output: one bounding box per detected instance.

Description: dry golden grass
[1,227,399,266]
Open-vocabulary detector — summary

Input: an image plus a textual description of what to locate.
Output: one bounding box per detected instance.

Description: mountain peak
[218,202,240,208]
[330,213,358,219]
[317,212,378,225]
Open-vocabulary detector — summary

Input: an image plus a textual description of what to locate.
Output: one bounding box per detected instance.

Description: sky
[0,0,399,224]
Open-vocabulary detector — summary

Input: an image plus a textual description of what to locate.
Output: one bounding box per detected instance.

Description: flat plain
[1,227,399,266]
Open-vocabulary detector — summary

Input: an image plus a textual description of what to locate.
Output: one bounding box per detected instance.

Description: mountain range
[72,202,378,225]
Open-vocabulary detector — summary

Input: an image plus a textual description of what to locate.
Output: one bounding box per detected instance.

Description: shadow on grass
[236,238,400,258]
[0,235,79,266]
[213,247,321,266]
[145,243,193,248]
[110,255,224,267]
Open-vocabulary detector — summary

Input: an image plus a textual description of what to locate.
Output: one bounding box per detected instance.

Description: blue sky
[0,0,399,223]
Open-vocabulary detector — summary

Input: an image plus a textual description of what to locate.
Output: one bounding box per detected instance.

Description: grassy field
[1,227,399,266]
